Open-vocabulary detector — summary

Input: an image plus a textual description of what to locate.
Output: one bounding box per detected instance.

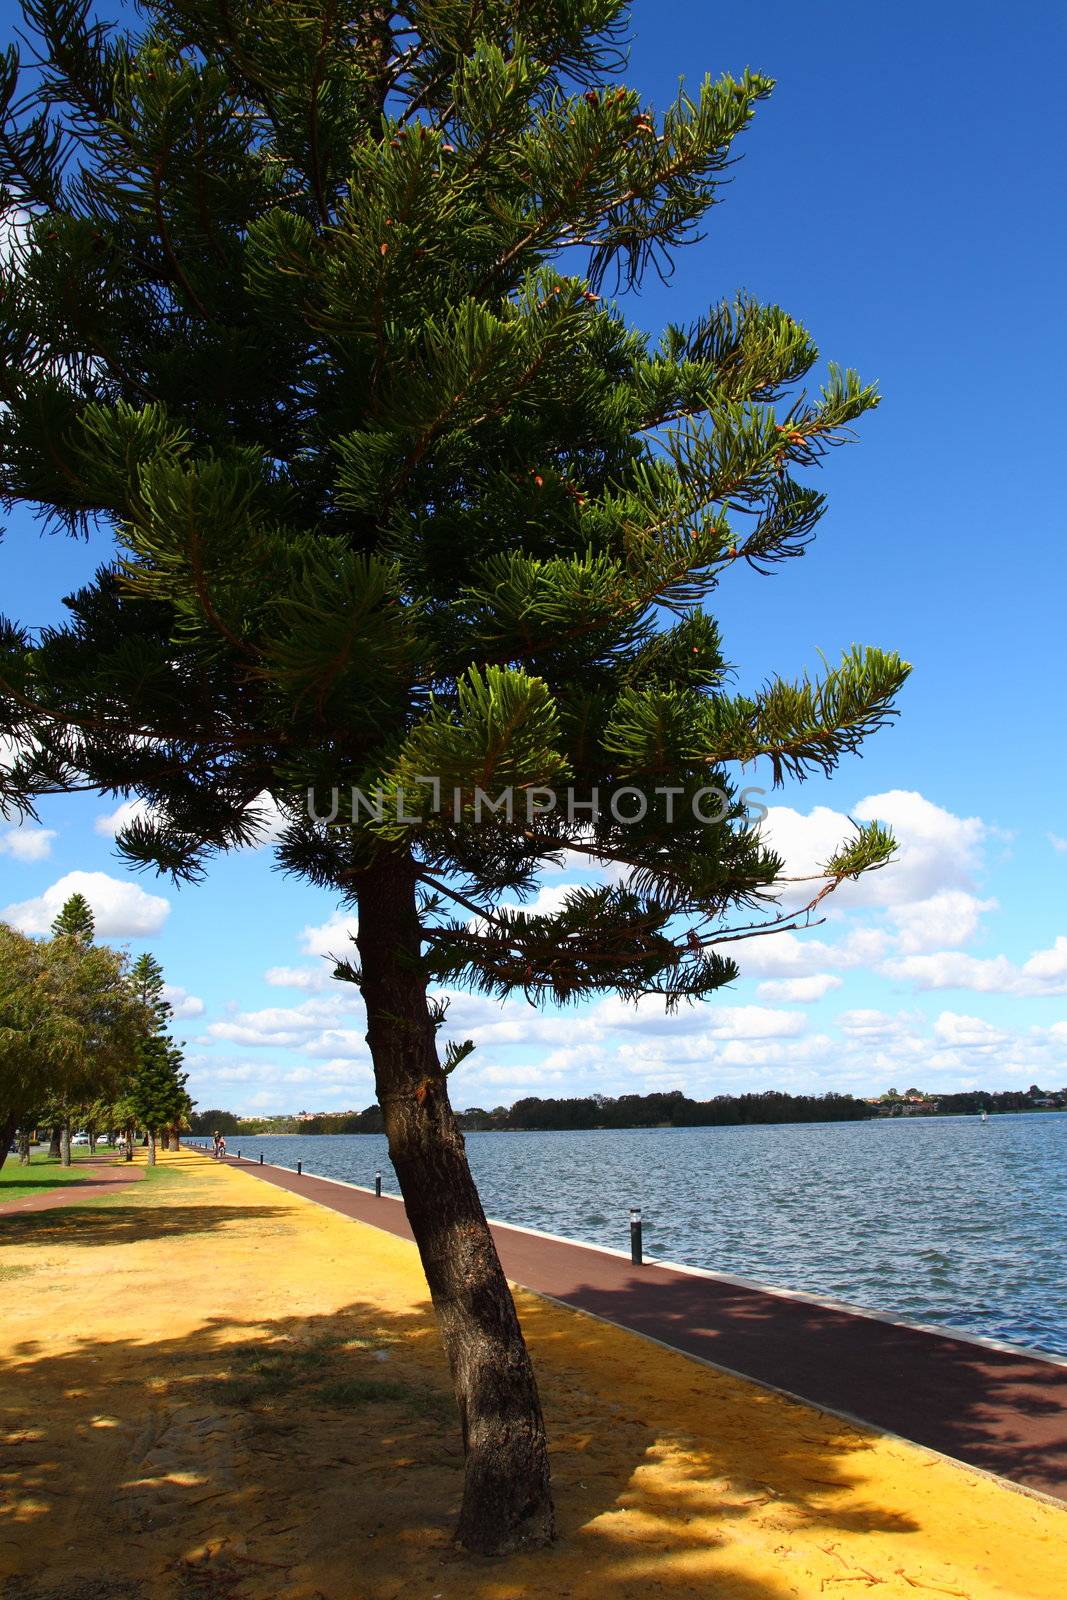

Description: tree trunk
[60,1120,71,1167]
[147,1131,156,1166]
[88,1131,97,1154]
[49,1125,61,1158]
[0,1113,17,1174]
[355,850,553,1555]
[124,1129,134,1162]
[17,1130,30,1166]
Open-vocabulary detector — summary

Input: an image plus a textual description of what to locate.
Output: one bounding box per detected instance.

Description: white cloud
[704,1005,808,1040]
[265,964,330,991]
[745,791,1053,1006]
[761,790,988,913]
[0,733,32,768]
[94,798,152,838]
[501,883,576,918]
[183,1052,375,1113]
[0,208,29,269]
[299,912,359,959]
[0,822,57,862]
[95,790,287,848]
[932,1011,1008,1050]
[1022,936,1067,986]
[885,936,1067,997]
[889,890,997,954]
[205,996,353,1050]
[246,792,288,846]
[538,848,601,877]
[1049,834,1067,854]
[163,984,205,1019]
[761,803,855,880]
[851,791,988,904]
[2,870,170,937]
[757,974,843,1003]
[587,994,806,1039]
[836,1009,915,1040]
[719,925,890,980]
[303,1028,369,1060]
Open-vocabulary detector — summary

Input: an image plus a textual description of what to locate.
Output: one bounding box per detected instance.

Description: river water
[215,1113,1067,1357]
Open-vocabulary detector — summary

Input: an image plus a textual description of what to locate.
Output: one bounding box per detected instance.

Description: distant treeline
[191,1088,878,1137]
[190,1082,1067,1140]
[889,1088,1064,1117]
[463,1089,877,1130]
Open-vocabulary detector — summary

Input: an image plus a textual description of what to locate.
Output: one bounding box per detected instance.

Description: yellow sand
[1,1149,1064,1600]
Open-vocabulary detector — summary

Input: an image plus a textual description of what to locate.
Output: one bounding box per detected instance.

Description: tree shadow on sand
[0,1203,289,1250]
[0,1291,929,1600]
[545,1264,1067,1498]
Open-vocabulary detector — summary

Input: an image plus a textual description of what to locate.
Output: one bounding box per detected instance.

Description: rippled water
[215,1114,1067,1357]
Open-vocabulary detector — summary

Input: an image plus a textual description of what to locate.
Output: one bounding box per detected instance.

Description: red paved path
[0,1153,143,1216]
[217,1152,1067,1503]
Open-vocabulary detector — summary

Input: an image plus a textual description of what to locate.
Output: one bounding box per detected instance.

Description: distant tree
[458,1107,494,1131]
[46,894,139,1163]
[129,1035,188,1164]
[50,893,95,943]
[128,953,188,1163]
[0,920,139,1168]
[48,891,96,1165]
[189,1108,240,1137]
[0,926,57,1161]
[79,1093,109,1153]
[109,1090,139,1161]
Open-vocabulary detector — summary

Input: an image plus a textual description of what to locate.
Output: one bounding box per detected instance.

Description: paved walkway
[0,1153,144,1216]
[217,1152,1067,1502]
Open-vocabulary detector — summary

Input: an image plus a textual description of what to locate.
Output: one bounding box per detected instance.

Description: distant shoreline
[205,1107,1067,1138]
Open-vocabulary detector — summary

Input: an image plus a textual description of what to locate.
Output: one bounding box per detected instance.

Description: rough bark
[147,1131,156,1166]
[355,850,554,1555]
[17,1130,30,1166]
[0,1113,17,1174]
[48,1125,61,1158]
[60,1120,71,1168]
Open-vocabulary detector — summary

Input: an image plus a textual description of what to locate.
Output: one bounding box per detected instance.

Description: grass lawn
[0,1144,110,1205]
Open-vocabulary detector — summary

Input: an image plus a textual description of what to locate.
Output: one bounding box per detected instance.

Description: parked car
[71,1133,90,1147]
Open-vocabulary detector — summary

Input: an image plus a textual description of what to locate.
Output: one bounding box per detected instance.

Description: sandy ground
[1,1149,1064,1600]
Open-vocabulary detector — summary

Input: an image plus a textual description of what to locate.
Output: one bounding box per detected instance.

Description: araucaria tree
[0,1,909,1552]
[48,889,96,1163]
[128,952,189,1162]
[49,890,95,942]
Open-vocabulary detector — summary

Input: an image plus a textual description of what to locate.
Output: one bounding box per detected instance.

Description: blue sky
[2,1,1066,1113]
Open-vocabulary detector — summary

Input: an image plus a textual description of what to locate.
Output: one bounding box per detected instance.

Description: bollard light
[259,1151,263,1165]
[297,1160,302,1175]
[629,1207,643,1267]
[375,1169,382,1198]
